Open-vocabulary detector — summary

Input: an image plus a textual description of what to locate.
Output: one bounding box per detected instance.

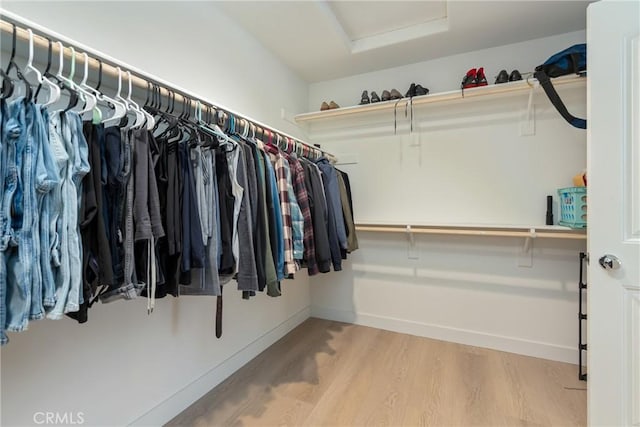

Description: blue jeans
[2,98,36,332]
[100,129,139,303]
[37,106,61,308]
[65,112,89,310]
[28,102,59,319]
[46,111,72,319]
[0,98,7,345]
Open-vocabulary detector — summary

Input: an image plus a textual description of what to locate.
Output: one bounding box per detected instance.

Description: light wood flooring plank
[167,318,586,427]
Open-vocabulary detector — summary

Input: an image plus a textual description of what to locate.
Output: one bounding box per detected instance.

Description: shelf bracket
[520,82,538,136]
[406,225,419,259]
[518,228,536,267]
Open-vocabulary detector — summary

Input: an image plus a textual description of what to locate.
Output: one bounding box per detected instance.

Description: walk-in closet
[0,1,638,426]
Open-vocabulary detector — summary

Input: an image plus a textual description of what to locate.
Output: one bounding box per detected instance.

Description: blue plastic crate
[557,187,587,228]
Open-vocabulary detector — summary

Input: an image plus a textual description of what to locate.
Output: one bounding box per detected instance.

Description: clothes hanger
[75,52,98,116]
[63,47,83,112]
[41,42,61,107]
[5,23,32,103]
[200,104,218,148]
[142,81,156,128]
[140,81,155,131]
[34,37,53,103]
[0,28,15,100]
[113,67,131,128]
[50,42,79,112]
[92,59,126,126]
[24,29,60,107]
[56,42,85,112]
[124,70,147,129]
[102,66,127,126]
[194,100,213,146]
[78,54,103,123]
[200,109,235,151]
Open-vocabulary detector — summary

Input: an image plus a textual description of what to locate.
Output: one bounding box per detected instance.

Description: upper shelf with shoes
[295,74,586,123]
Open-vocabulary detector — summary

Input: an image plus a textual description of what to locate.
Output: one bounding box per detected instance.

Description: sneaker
[475,67,488,86]
[329,101,340,109]
[495,69,509,84]
[389,89,402,100]
[381,90,391,101]
[371,91,380,103]
[320,101,330,111]
[461,68,477,89]
[359,90,370,105]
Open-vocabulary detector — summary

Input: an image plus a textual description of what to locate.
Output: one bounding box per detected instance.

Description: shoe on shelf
[389,89,402,100]
[371,91,380,103]
[405,83,417,98]
[415,84,429,96]
[509,69,523,81]
[475,67,488,87]
[381,90,391,101]
[360,90,370,105]
[329,101,340,109]
[461,68,477,89]
[495,69,509,84]
[320,101,330,111]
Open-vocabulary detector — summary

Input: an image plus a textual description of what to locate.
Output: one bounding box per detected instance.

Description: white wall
[308,31,588,364]
[0,2,313,426]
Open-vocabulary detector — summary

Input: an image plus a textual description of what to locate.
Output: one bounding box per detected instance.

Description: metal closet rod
[0,12,336,162]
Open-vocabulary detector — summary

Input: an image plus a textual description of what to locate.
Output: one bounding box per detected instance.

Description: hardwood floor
[167,318,586,426]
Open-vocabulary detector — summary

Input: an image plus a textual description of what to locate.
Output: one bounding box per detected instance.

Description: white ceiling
[218,0,593,83]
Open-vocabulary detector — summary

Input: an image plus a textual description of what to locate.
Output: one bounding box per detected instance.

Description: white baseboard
[130,306,311,426]
[311,306,577,364]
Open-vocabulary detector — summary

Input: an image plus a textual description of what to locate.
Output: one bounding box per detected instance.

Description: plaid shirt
[286,154,318,275]
[267,149,295,276]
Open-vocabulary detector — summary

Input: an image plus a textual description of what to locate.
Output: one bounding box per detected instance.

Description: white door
[588,1,640,426]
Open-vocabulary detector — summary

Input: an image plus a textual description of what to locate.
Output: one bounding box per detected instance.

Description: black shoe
[495,69,509,84]
[389,89,402,100]
[405,83,416,98]
[509,70,522,81]
[381,90,391,101]
[360,90,370,105]
[415,84,429,96]
[371,91,380,103]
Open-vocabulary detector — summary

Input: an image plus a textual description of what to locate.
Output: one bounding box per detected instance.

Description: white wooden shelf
[355,222,586,240]
[296,74,586,123]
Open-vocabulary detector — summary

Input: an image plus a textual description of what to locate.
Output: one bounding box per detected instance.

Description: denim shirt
[2,98,39,331]
[37,106,61,309]
[47,111,89,319]
[0,99,6,345]
[1,99,26,338]
[31,104,61,319]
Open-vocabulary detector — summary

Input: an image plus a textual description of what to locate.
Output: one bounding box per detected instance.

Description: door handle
[599,254,621,270]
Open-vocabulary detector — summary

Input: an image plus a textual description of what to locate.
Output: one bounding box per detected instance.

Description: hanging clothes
[0,65,356,346]
[300,159,332,273]
[286,153,317,275]
[336,169,358,253]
